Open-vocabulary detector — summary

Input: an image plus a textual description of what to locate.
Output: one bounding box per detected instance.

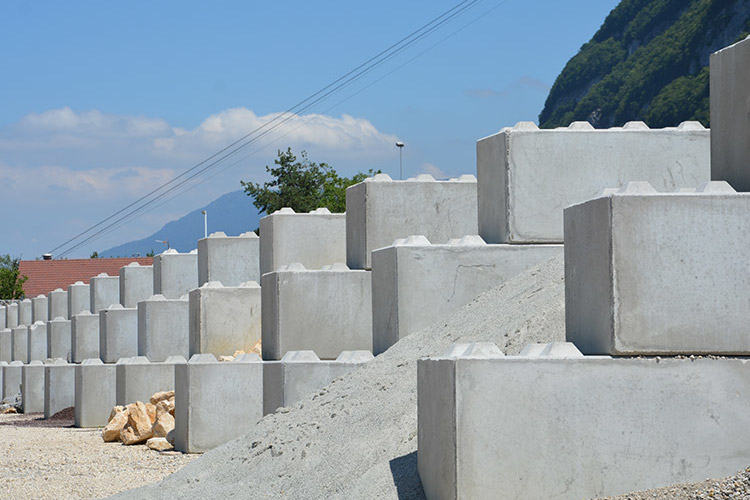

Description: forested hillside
[539,0,750,129]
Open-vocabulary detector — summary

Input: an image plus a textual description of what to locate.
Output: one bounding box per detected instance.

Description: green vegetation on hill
[540,0,750,129]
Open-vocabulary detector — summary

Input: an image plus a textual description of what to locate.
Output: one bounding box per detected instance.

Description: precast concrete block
[27,321,47,362]
[44,359,75,419]
[6,302,19,328]
[189,281,261,358]
[100,304,138,363]
[138,294,189,362]
[263,350,373,415]
[21,360,46,413]
[259,208,346,276]
[710,35,750,191]
[115,355,185,406]
[261,263,373,360]
[0,328,11,362]
[3,361,23,399]
[0,305,5,330]
[67,281,91,316]
[0,361,6,397]
[11,325,28,363]
[418,342,750,500]
[565,181,750,355]
[75,358,116,427]
[198,231,260,286]
[47,288,68,320]
[71,311,100,362]
[89,273,120,314]
[153,249,198,299]
[371,235,563,355]
[47,317,72,361]
[174,353,263,453]
[346,174,478,269]
[477,121,711,243]
[18,299,32,326]
[31,295,48,323]
[119,262,153,308]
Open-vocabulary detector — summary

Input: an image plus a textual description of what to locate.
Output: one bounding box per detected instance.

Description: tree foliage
[0,254,27,300]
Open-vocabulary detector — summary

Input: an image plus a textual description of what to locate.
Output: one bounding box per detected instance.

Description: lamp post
[396,141,404,179]
[201,210,207,238]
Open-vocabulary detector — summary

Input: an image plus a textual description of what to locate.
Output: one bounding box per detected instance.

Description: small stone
[150,390,174,405]
[146,437,174,451]
[102,410,129,442]
[109,405,126,422]
[152,404,175,438]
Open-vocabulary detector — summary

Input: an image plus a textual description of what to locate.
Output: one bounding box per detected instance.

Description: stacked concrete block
[371,235,563,354]
[3,360,23,398]
[565,181,750,355]
[0,329,11,362]
[48,288,68,320]
[710,35,750,191]
[11,325,28,363]
[153,249,198,299]
[68,281,91,317]
[138,294,189,362]
[263,350,373,415]
[189,281,261,358]
[6,302,18,328]
[100,304,138,363]
[262,263,373,360]
[174,353,263,453]
[119,262,153,308]
[260,208,347,275]
[0,305,5,329]
[476,121,710,243]
[47,317,72,361]
[90,273,120,314]
[21,360,46,413]
[44,359,75,419]
[27,321,47,362]
[75,359,117,427]
[31,295,48,323]
[18,298,32,326]
[0,361,6,396]
[198,231,260,286]
[115,355,185,406]
[71,311,100,362]
[346,174,478,269]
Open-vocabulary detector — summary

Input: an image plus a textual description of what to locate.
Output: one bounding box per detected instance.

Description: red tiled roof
[18,257,153,298]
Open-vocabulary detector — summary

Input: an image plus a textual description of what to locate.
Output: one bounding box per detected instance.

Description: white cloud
[419,162,449,179]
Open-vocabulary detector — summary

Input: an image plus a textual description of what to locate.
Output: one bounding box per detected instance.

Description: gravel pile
[602,467,750,499]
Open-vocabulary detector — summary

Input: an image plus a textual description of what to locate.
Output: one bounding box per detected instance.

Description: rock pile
[0,393,22,414]
[102,390,176,451]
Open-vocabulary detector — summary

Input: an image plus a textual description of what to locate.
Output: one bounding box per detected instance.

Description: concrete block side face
[27,323,48,362]
[44,365,75,419]
[68,284,91,317]
[90,276,120,314]
[18,300,32,326]
[190,287,262,358]
[3,364,22,400]
[71,314,101,363]
[12,327,29,363]
[261,273,280,360]
[371,247,400,356]
[477,131,509,244]
[174,363,189,452]
[120,266,154,308]
[47,319,72,362]
[198,237,261,287]
[346,182,368,269]
[138,299,190,362]
[0,329,12,363]
[262,362,283,415]
[6,303,19,329]
[153,253,199,299]
[120,363,176,406]
[75,363,117,427]
[0,306,5,330]
[101,308,138,363]
[32,297,49,323]
[47,291,69,321]
[21,364,46,413]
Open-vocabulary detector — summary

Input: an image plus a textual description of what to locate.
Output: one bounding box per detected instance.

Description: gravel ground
[601,467,750,499]
[0,411,197,500]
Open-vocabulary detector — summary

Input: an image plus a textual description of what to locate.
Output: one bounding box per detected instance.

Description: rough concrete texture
[565,181,750,355]
[263,350,374,415]
[710,35,750,191]
[27,321,47,362]
[138,294,190,362]
[418,346,750,500]
[0,361,6,398]
[261,263,373,360]
[119,262,154,308]
[21,360,46,413]
[174,353,264,453]
[3,361,23,400]
[198,231,260,287]
[477,121,710,243]
[100,304,138,363]
[0,328,11,363]
[111,255,565,500]
[189,281,261,358]
[44,359,75,419]
[115,355,186,406]
[6,302,19,328]
[89,273,120,314]
[0,305,5,330]
[75,358,117,428]
[372,235,563,354]
[346,174,478,269]
[68,281,91,317]
[31,295,48,323]
[47,288,68,320]
[12,325,29,363]
[259,208,347,276]
[47,317,72,362]
[153,249,198,299]
[71,311,100,362]
[18,298,32,326]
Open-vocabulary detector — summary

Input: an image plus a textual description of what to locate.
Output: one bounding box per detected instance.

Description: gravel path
[0,411,196,499]
[601,467,750,499]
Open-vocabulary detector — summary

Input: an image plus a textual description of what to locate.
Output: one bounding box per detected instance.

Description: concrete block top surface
[202,230,259,240]
[233,353,262,363]
[188,353,219,363]
[81,358,104,366]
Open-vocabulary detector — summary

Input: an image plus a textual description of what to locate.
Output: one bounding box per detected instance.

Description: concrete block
[48,288,68,320]
[27,321,47,362]
[18,298,32,326]
[100,304,138,363]
[174,353,263,453]
[0,329,11,363]
[11,325,28,363]
[371,235,563,354]
[153,249,198,299]
[477,121,710,243]
[89,273,120,314]
[189,281,261,358]
[346,174,479,269]
[0,305,5,330]
[0,361,5,397]
[47,317,72,362]
[119,262,153,308]
[565,182,750,355]
[68,281,91,316]
[418,344,750,499]
[138,294,189,362]
[44,359,75,419]
[71,311,100,362]
[75,358,116,428]
[21,360,46,413]
[198,231,260,286]
[115,355,185,406]
[263,350,373,415]
[3,360,23,399]
[259,208,346,275]
[31,295,48,323]
[261,264,373,360]
[6,302,19,328]
[710,35,750,191]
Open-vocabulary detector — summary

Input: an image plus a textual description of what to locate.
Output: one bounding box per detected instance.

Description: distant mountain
[100,190,262,257]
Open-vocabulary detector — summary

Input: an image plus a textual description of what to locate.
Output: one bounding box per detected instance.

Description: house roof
[18,257,153,298]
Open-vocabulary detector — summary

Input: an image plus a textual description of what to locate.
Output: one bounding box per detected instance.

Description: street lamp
[396,141,404,180]
[201,210,207,238]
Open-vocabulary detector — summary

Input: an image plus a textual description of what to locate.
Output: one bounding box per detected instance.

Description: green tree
[0,255,27,299]
[90,251,99,259]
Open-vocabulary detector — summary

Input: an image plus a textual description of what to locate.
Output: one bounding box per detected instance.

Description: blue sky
[0,0,620,258]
